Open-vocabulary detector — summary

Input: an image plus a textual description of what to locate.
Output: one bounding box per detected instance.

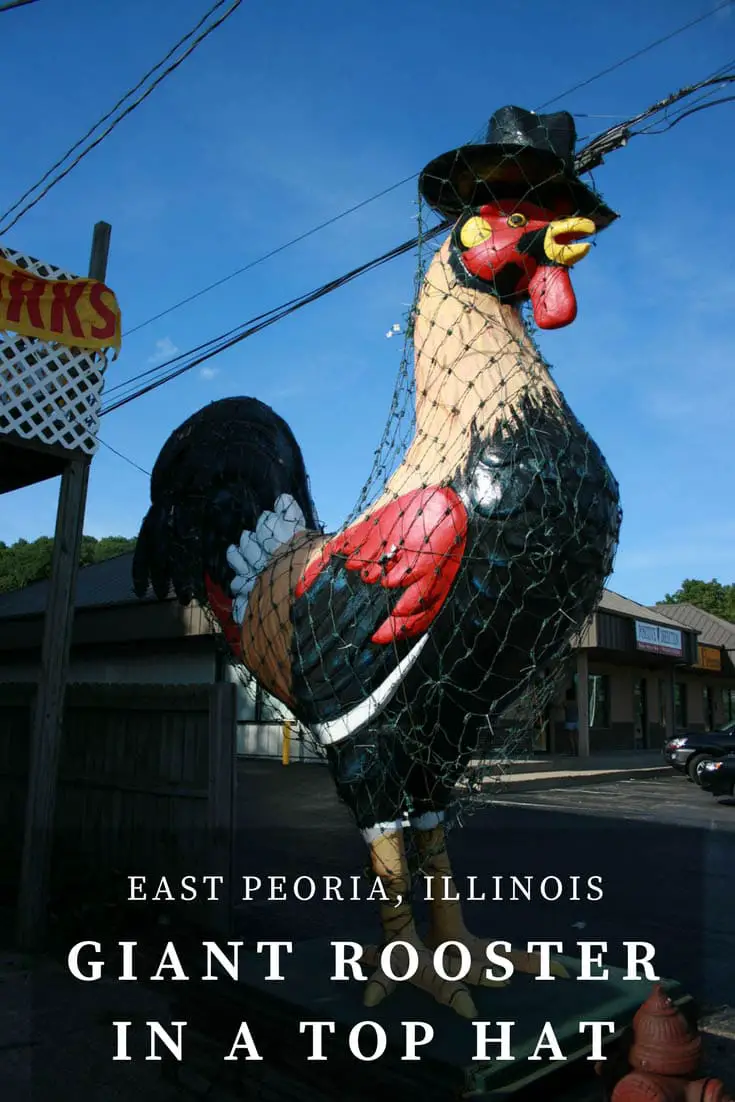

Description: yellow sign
[0,256,121,353]
[695,644,722,671]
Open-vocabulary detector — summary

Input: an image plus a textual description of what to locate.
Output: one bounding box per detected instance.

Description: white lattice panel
[0,246,109,455]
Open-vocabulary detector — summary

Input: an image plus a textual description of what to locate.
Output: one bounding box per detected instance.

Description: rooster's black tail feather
[132,396,318,605]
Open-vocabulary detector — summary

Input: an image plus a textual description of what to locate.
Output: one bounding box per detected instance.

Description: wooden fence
[0,680,237,934]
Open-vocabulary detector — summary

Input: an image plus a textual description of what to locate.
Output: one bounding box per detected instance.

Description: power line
[0,0,242,235]
[632,56,735,135]
[106,294,321,403]
[575,72,735,173]
[100,223,450,416]
[121,124,491,339]
[638,93,735,133]
[537,0,734,109]
[122,172,419,337]
[120,1,735,342]
[0,0,40,11]
[97,437,151,477]
[99,70,735,423]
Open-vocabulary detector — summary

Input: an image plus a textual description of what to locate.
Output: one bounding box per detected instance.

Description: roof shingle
[650,603,735,648]
[597,589,687,628]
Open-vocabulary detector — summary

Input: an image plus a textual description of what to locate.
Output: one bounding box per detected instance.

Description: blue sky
[2,0,733,605]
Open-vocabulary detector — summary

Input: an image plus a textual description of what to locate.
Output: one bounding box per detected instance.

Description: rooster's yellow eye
[460,217,493,249]
[507,213,528,228]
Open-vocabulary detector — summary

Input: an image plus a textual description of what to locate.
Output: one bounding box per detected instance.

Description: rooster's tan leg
[413,815,569,980]
[361,826,504,1018]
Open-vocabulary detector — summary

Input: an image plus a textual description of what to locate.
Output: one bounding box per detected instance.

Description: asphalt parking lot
[489,771,735,829]
[230,762,735,1010]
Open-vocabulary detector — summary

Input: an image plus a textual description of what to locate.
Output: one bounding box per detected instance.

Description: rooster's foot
[359,936,509,1019]
[411,823,569,983]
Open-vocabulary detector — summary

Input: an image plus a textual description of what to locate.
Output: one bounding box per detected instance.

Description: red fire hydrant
[609,985,733,1102]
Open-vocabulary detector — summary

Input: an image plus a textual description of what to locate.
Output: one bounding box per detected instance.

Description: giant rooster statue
[133,107,622,1019]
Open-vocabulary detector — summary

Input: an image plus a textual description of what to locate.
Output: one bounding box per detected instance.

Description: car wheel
[687,753,713,784]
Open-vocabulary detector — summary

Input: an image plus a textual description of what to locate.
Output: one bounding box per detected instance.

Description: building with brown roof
[649,603,735,731]
[546,591,701,756]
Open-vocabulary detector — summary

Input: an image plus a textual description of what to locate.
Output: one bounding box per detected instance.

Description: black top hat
[419,105,617,228]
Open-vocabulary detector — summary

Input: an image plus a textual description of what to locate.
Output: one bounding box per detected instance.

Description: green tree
[0,535,136,594]
[93,536,138,561]
[662,578,735,624]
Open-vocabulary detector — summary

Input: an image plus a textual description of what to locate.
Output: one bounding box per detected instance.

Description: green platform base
[174,940,692,1101]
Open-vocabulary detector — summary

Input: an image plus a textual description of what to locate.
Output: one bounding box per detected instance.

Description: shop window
[723,688,735,722]
[703,686,714,731]
[658,678,668,729]
[674,682,688,729]
[588,674,610,729]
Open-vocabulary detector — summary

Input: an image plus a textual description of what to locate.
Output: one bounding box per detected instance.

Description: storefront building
[650,603,735,731]
[545,595,735,755]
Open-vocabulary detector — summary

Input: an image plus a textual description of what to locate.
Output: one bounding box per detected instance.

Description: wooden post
[16,223,111,949]
[282,720,291,765]
[576,649,590,758]
[208,681,237,936]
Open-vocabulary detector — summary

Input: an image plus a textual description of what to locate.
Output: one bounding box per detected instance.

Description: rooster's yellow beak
[543,217,596,267]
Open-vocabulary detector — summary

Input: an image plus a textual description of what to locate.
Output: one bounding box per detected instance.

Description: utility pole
[16,222,111,950]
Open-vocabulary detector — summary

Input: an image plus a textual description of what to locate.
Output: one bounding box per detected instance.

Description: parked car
[663,719,735,783]
[699,755,735,798]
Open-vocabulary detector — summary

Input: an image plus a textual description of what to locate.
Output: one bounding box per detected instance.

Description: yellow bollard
[282,720,291,765]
